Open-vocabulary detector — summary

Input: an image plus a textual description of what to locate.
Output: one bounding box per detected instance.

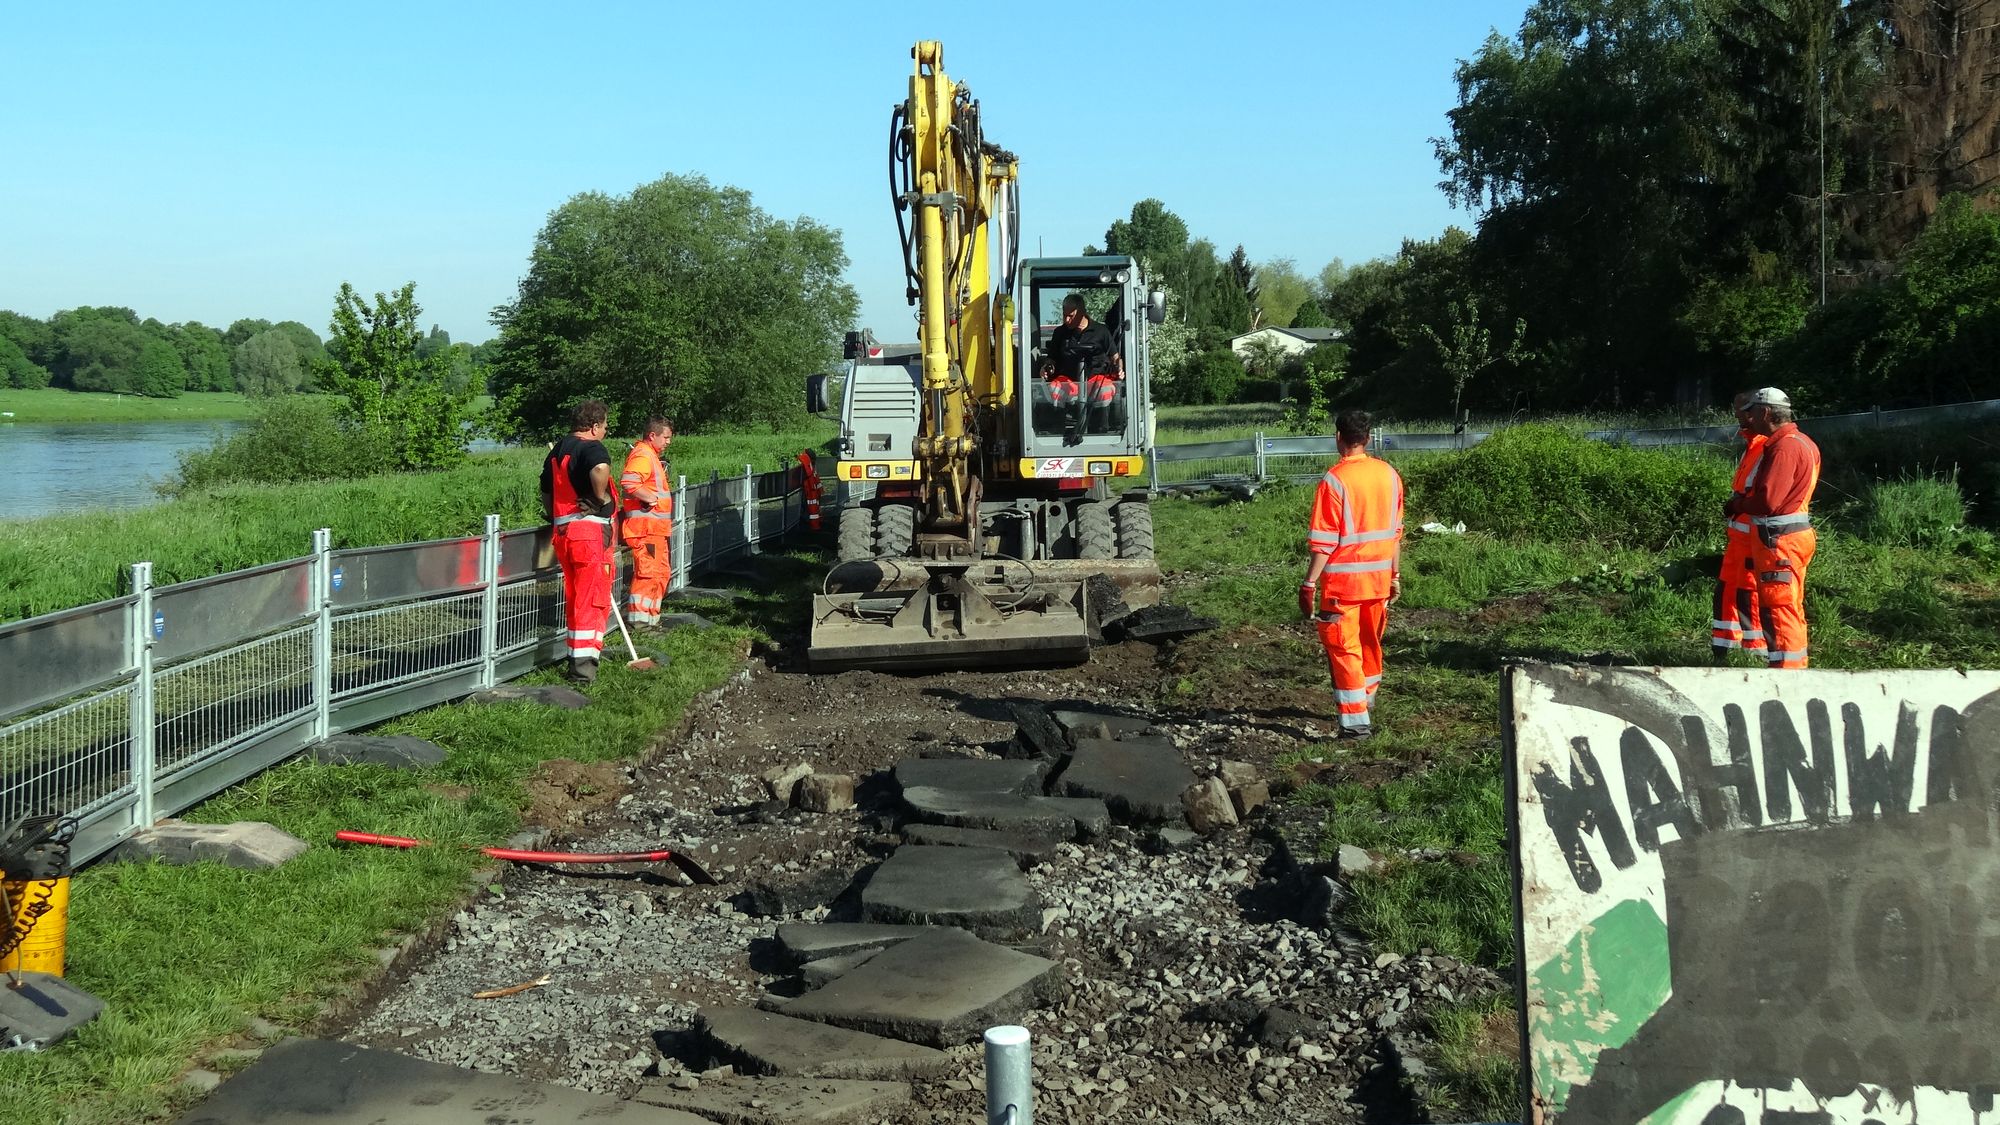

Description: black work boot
[569,657,599,684]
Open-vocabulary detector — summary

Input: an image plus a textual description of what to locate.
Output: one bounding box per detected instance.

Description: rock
[309,734,445,769]
[179,1068,223,1094]
[1053,736,1197,825]
[794,774,855,813]
[1297,875,1348,929]
[891,758,1044,796]
[1252,1006,1326,1049]
[899,823,1065,867]
[634,1075,912,1124]
[1143,827,1202,854]
[695,1006,949,1079]
[1050,709,1157,741]
[774,923,934,966]
[1180,779,1239,835]
[1187,996,1261,1029]
[762,763,814,803]
[1229,781,1271,820]
[900,787,1109,840]
[859,846,1042,939]
[738,869,856,917]
[1337,844,1378,878]
[777,928,1063,1047]
[1005,702,1070,761]
[1107,604,1219,643]
[1218,760,1260,789]
[113,820,307,869]
[467,683,592,709]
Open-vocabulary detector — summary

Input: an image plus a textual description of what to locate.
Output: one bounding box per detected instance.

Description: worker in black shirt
[539,400,617,682]
[1042,294,1123,434]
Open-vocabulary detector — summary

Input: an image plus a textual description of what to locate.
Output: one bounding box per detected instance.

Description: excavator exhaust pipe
[808,560,1094,673]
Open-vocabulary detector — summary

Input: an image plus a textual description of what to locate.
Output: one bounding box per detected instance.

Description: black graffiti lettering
[1927,703,1980,808]
[1844,701,1919,821]
[1621,726,1700,850]
[1699,1107,1746,1125]
[1533,737,1636,893]
[1689,709,1762,829]
[1762,699,1835,824]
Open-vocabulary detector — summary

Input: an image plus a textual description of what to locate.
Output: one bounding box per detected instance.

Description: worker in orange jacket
[619,417,675,627]
[541,400,616,683]
[1724,387,1821,668]
[1301,408,1404,739]
[796,449,823,531]
[1712,392,1769,663]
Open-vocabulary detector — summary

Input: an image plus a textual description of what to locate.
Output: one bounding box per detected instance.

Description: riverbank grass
[0,389,269,423]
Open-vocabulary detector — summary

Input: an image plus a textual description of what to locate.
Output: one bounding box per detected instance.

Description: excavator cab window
[1029,284,1128,442]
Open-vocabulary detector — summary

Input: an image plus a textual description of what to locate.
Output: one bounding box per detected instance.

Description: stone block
[900,786,1108,840]
[778,928,1062,1047]
[1218,760,1260,789]
[859,846,1040,939]
[794,774,855,813]
[1181,779,1239,835]
[898,823,1064,867]
[114,820,307,869]
[1054,736,1196,824]
[1005,702,1069,760]
[1230,780,1272,820]
[738,869,856,917]
[695,1006,947,1080]
[798,948,883,989]
[891,758,1043,796]
[773,923,934,966]
[634,1075,911,1124]
[0,972,102,1050]
[1337,844,1378,878]
[762,763,814,802]
[309,734,446,769]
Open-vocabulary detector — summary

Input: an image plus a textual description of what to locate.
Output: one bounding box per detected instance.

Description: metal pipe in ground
[984,1025,1031,1125]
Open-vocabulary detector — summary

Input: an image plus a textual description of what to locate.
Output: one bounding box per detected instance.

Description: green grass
[0,389,271,423]
[0,597,764,1125]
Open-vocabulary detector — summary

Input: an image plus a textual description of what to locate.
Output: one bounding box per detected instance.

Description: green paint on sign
[1528,897,1671,1110]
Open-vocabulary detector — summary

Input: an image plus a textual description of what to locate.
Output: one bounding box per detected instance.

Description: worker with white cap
[1723,388,1821,668]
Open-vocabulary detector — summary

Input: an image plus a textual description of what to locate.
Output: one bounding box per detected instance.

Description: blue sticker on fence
[152,611,165,638]
[331,566,344,591]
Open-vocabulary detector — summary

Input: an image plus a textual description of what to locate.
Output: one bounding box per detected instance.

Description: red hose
[335,830,686,864]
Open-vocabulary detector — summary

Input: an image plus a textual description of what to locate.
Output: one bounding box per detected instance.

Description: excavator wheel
[1115,501,1155,560]
[836,506,875,563]
[1076,501,1116,561]
[875,503,917,557]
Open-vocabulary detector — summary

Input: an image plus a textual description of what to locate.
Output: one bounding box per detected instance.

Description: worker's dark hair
[643,416,674,438]
[1062,294,1086,316]
[1335,408,1372,444]
[570,399,609,430]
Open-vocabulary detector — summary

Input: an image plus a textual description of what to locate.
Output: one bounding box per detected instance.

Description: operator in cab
[1041,294,1122,431]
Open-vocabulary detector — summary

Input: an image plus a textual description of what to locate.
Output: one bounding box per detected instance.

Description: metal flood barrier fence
[1149,396,2000,491]
[0,463,812,867]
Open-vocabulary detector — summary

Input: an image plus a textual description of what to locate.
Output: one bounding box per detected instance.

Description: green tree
[1179,348,1246,405]
[271,321,327,382]
[321,281,477,470]
[1141,285,1195,403]
[415,324,451,362]
[1680,249,1811,367]
[172,322,233,392]
[1869,0,2000,250]
[1249,258,1315,330]
[133,338,187,398]
[224,318,273,348]
[58,314,150,393]
[1419,295,1532,425]
[492,173,858,436]
[234,329,306,396]
[1104,199,1190,284]
[0,335,50,389]
[0,310,54,369]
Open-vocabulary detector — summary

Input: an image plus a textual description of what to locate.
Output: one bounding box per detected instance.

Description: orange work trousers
[624,533,671,625]
[1712,529,1764,656]
[1315,598,1387,733]
[1754,527,1816,669]
[556,523,613,660]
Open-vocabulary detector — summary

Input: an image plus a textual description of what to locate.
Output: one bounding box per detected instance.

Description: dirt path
[336,638,1496,1123]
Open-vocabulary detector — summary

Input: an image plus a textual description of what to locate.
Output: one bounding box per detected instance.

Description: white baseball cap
[1747,387,1791,408]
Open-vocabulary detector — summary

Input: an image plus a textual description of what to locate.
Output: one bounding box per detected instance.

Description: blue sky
[1,2,1526,346]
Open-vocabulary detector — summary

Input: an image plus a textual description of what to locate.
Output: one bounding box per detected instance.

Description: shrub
[164,397,394,497]
[1402,425,1732,550]
[1176,348,1246,405]
[1853,474,1967,548]
[1814,420,1999,528]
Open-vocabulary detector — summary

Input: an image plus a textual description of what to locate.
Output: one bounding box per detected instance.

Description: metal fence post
[741,463,758,555]
[670,474,689,593]
[310,528,333,740]
[984,1025,1032,1125]
[479,514,501,688]
[128,561,157,829]
[1149,448,1161,491]
[1253,431,1267,481]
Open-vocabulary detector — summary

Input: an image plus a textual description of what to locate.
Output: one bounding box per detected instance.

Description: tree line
[0,305,495,400]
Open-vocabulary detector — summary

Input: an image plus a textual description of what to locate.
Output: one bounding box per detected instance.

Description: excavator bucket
[808,560,1093,672]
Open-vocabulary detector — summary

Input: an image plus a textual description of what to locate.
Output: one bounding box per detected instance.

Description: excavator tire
[1115,501,1155,560]
[1076,501,1116,561]
[836,506,875,563]
[875,502,917,557]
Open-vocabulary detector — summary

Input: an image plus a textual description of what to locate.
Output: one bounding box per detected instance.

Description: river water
[0,420,241,521]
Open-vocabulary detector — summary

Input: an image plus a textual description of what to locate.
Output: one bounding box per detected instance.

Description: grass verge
[0,389,269,423]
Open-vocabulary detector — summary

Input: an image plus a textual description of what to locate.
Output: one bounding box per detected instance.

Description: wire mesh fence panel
[152,625,315,779]
[330,591,485,700]
[1154,456,1259,486]
[0,683,136,827]
[0,598,137,723]
[495,577,560,656]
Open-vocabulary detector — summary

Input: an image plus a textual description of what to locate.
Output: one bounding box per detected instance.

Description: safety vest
[1726,432,1768,537]
[796,450,822,530]
[619,443,673,538]
[1308,451,1404,603]
[548,436,611,529]
[1743,428,1820,537]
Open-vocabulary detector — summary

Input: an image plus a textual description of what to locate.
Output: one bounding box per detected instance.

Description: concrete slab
[778,928,1062,1047]
[633,1076,910,1124]
[859,846,1040,938]
[1109,604,1219,642]
[1051,709,1158,741]
[695,1006,948,1079]
[309,734,446,769]
[900,786,1108,840]
[1054,736,1197,825]
[891,758,1043,796]
[467,683,592,709]
[0,971,102,1050]
[113,820,307,869]
[899,823,1064,867]
[799,947,883,989]
[169,1037,707,1124]
[774,923,936,965]
[1005,702,1069,760]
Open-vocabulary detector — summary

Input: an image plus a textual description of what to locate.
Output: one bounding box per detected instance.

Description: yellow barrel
[1,877,69,976]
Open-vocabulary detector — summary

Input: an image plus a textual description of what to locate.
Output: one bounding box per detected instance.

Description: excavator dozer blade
[808,564,1091,673]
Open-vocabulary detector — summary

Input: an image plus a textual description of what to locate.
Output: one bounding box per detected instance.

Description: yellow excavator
[806,40,1164,671]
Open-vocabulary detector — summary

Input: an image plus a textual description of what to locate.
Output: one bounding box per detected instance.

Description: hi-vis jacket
[1308,450,1404,603]
[619,443,674,539]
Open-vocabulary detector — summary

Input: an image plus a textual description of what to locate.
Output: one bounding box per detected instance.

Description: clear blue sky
[1,2,1526,347]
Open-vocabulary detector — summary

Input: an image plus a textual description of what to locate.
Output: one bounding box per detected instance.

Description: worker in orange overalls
[796,449,822,530]
[1712,392,1769,663]
[619,417,675,627]
[540,400,616,683]
[1726,387,1821,669]
[1302,408,1404,739]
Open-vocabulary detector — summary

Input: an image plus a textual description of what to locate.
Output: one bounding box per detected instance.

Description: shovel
[334,831,718,885]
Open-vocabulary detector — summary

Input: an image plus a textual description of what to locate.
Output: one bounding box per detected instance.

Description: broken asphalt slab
[169,1037,708,1124]
[633,1075,911,1125]
[1053,735,1198,825]
[695,1006,949,1079]
[899,786,1109,839]
[1106,604,1219,643]
[898,822,1065,867]
[309,734,446,769]
[774,923,936,966]
[859,845,1041,938]
[775,928,1063,1047]
[1050,709,1159,741]
[890,757,1044,796]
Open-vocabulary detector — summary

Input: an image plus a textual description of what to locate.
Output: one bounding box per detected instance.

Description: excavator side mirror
[1146,289,1166,325]
[806,374,831,414]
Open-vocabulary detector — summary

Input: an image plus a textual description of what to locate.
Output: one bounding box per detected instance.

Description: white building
[1228,326,1344,363]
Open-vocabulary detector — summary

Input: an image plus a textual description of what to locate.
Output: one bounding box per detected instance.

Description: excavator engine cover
[808,560,1090,672]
